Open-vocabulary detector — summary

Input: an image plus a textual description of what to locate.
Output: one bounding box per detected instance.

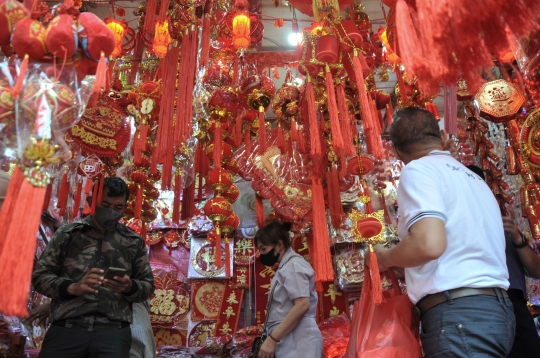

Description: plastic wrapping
[334,246,365,292]
[318,314,351,358]
[345,269,421,358]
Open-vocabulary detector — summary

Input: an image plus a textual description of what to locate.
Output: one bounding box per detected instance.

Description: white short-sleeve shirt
[397,150,509,304]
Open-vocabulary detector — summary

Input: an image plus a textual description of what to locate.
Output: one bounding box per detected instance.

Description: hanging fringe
[385,103,393,128]
[158,0,169,24]
[368,244,383,304]
[56,168,69,217]
[13,55,28,97]
[172,168,182,224]
[326,166,343,228]
[200,14,211,68]
[306,79,324,176]
[225,236,231,277]
[258,107,267,154]
[215,230,222,268]
[134,184,143,220]
[310,177,334,285]
[180,180,195,220]
[325,67,344,157]
[213,121,223,169]
[134,119,149,165]
[97,174,105,203]
[71,179,83,218]
[89,52,107,106]
[298,126,306,154]
[336,82,355,157]
[0,166,46,316]
[42,182,52,212]
[143,0,159,35]
[277,122,285,152]
[352,51,384,159]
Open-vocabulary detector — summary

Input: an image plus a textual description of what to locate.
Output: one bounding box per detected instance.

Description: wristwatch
[512,235,528,249]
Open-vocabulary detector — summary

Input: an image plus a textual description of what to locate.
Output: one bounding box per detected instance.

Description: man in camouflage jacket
[32,177,155,358]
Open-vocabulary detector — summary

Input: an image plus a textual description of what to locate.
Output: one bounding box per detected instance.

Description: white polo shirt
[397,150,509,304]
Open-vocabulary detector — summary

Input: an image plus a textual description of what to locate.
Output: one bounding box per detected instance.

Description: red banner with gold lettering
[317,282,349,321]
[215,286,244,336]
[254,259,276,326]
[190,280,226,322]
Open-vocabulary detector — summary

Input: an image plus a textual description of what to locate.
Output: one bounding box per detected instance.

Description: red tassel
[291,119,298,143]
[316,281,324,293]
[369,247,383,305]
[326,166,343,228]
[306,79,324,176]
[325,68,344,157]
[97,174,105,204]
[0,166,47,316]
[181,180,195,220]
[236,115,242,148]
[380,192,392,225]
[143,0,158,34]
[336,83,354,157]
[258,107,267,154]
[255,194,265,228]
[386,103,393,128]
[158,0,169,24]
[90,180,98,215]
[233,55,239,85]
[42,182,52,212]
[56,168,69,217]
[90,52,107,106]
[71,179,83,218]
[134,120,149,165]
[172,169,182,224]
[141,220,147,239]
[353,51,384,159]
[134,184,143,220]
[84,176,93,195]
[225,236,231,277]
[298,127,306,154]
[200,14,211,68]
[214,121,223,169]
[215,230,222,268]
[277,123,285,152]
[13,55,28,97]
[244,126,251,155]
[395,0,422,80]
[311,178,334,285]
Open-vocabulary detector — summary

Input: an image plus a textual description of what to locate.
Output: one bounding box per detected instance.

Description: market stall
[0,0,540,356]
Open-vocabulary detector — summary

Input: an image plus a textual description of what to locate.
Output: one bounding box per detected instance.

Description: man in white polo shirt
[374,107,515,357]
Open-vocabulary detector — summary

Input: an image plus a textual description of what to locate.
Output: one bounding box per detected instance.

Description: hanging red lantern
[232,13,251,49]
[106,18,127,58]
[222,184,240,204]
[207,168,233,195]
[204,197,234,235]
[153,21,172,58]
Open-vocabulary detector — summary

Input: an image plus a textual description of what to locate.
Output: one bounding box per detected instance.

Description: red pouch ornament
[46,14,78,59]
[78,12,115,61]
[0,0,29,46]
[11,18,47,60]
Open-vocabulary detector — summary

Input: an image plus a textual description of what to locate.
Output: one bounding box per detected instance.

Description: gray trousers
[420,292,516,357]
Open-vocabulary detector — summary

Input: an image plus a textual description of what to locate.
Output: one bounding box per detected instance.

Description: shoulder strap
[262,254,298,332]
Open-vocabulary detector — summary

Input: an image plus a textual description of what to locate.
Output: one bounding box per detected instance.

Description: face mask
[93,206,124,230]
[259,247,279,266]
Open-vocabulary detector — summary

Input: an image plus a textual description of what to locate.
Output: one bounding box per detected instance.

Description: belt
[415,287,508,318]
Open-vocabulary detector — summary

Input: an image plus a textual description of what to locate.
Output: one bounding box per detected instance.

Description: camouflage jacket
[32,216,155,331]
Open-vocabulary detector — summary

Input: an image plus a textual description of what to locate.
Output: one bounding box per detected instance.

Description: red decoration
[11,18,47,60]
[45,14,77,58]
[0,0,29,46]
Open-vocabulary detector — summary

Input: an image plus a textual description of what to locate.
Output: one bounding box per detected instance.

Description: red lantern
[222,184,239,204]
[153,21,172,58]
[106,18,127,58]
[239,74,276,110]
[208,88,239,121]
[232,13,250,49]
[356,217,383,238]
[207,168,233,194]
[221,213,240,235]
[204,197,234,234]
[347,155,374,176]
[206,142,233,162]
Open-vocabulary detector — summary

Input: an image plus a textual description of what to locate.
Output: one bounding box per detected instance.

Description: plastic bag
[345,268,421,358]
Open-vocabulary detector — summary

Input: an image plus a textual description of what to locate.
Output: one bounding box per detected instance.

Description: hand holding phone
[104,267,127,280]
[103,267,132,293]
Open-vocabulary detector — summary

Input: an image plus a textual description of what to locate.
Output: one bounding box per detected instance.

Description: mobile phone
[104,267,127,280]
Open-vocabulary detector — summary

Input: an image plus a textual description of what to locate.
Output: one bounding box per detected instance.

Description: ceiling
[88,0,446,121]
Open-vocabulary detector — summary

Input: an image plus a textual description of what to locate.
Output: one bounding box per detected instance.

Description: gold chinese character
[330,306,340,317]
[219,322,232,335]
[261,283,272,295]
[223,306,236,319]
[235,238,255,256]
[237,274,247,285]
[324,284,342,304]
[298,237,309,252]
[260,266,276,278]
[227,292,239,305]
[201,247,216,263]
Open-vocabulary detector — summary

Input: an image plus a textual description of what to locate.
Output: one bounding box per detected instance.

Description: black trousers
[508,294,540,358]
[38,325,131,358]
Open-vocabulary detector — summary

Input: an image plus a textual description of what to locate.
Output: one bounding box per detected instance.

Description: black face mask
[259,247,280,266]
[93,206,124,230]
